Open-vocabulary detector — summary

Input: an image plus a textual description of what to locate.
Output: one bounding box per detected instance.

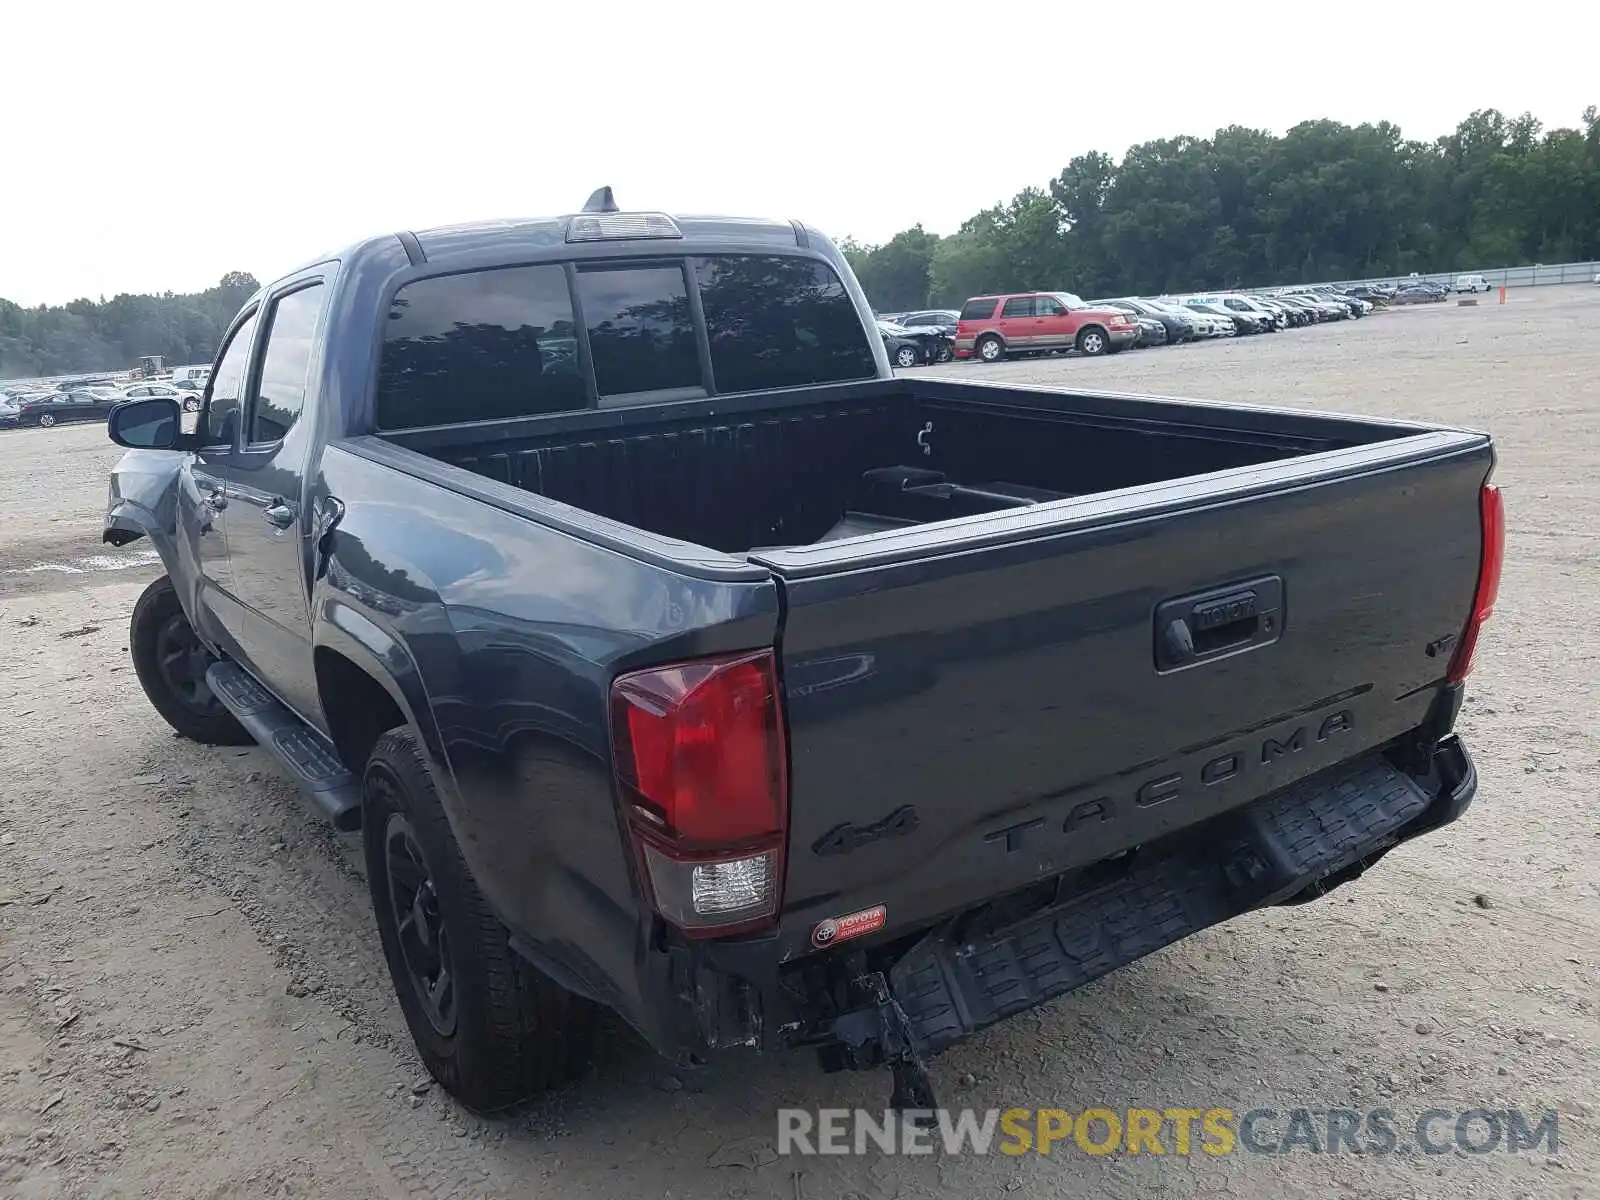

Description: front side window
[694,255,876,393]
[377,265,583,430]
[204,311,259,445]
[1035,296,1065,316]
[251,283,325,443]
[576,264,700,400]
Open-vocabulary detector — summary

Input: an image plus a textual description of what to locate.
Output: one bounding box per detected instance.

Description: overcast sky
[5,1,1595,306]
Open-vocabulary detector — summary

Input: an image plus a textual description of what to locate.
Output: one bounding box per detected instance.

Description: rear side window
[576,264,701,401]
[377,265,584,430]
[959,297,998,321]
[694,255,876,393]
[1000,296,1035,318]
[251,283,324,443]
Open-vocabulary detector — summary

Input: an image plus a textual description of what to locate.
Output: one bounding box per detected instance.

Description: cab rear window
[694,255,876,393]
[959,298,999,321]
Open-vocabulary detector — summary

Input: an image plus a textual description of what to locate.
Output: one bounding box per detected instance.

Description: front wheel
[1076,327,1108,356]
[934,341,953,364]
[364,728,599,1112]
[37,413,56,428]
[129,576,252,744]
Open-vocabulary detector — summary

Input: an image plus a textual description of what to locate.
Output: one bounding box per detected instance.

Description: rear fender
[310,589,450,778]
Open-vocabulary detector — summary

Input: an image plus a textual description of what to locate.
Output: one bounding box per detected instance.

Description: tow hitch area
[815,744,1473,1109]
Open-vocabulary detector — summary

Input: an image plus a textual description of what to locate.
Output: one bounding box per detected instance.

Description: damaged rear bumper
[590,737,1476,1085]
[885,739,1474,1057]
[792,737,1475,1075]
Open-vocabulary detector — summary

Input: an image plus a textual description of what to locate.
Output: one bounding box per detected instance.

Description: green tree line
[0,272,260,379]
[843,107,1600,311]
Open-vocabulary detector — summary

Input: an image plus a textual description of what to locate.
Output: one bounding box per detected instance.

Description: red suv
[954,291,1138,361]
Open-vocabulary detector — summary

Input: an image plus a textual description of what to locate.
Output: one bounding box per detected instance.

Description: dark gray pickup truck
[102,190,1502,1113]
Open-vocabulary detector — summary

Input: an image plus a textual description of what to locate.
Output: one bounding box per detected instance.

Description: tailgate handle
[1155,576,1284,672]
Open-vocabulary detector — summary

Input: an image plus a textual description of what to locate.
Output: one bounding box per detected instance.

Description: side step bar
[205,662,362,831]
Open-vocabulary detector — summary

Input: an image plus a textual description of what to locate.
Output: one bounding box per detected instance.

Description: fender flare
[311,592,450,776]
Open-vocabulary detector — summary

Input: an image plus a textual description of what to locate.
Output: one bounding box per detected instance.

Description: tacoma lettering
[983,709,1357,852]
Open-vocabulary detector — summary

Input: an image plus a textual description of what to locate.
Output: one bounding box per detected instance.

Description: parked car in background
[1199,294,1285,331]
[1148,299,1230,338]
[877,320,950,367]
[1090,299,1198,344]
[955,292,1138,361]
[1274,296,1324,323]
[1347,285,1393,305]
[1185,300,1265,335]
[896,310,960,336]
[16,388,119,427]
[1279,292,1349,320]
[1131,315,1168,347]
[1391,282,1449,304]
[121,380,202,413]
[0,394,20,428]
[1454,274,1490,293]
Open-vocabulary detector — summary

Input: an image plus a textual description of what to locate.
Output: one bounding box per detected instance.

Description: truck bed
[377,378,1415,556]
[370,378,1491,964]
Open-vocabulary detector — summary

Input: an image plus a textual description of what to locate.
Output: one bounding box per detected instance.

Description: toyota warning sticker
[811,905,887,949]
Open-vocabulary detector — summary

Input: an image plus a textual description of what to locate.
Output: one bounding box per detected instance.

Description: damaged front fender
[103,448,183,565]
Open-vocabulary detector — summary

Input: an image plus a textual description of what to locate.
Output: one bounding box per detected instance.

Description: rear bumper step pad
[890,748,1467,1056]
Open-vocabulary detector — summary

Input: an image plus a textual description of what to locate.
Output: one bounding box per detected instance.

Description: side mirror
[107,397,182,449]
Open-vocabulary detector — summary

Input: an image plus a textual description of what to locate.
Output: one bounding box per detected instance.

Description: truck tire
[129,575,252,745]
[363,728,598,1112]
[976,334,1005,363]
[1076,326,1109,356]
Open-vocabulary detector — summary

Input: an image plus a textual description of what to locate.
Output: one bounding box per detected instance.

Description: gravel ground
[1,287,1596,1199]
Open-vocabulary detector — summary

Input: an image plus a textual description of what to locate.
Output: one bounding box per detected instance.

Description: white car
[1454,274,1490,293]
[120,381,202,412]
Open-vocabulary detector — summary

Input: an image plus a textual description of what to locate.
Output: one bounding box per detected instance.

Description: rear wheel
[976,335,1005,363]
[364,728,598,1112]
[893,345,920,369]
[1076,327,1108,356]
[129,576,251,744]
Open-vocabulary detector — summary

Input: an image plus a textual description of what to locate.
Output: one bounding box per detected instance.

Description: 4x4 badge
[812,805,919,857]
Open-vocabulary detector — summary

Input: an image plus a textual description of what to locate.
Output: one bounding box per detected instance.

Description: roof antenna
[582,186,619,214]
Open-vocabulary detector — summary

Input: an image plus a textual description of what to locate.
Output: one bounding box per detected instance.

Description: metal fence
[1247,259,1600,296]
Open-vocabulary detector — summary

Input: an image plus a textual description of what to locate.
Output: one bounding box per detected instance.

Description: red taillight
[610,650,788,936]
[1447,482,1505,684]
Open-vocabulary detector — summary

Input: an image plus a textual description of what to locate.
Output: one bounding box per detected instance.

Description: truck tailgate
[749,431,1493,961]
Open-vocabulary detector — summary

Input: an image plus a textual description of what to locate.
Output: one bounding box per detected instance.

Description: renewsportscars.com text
[777,1106,1560,1157]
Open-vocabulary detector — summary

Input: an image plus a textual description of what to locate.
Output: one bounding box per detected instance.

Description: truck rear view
[102,195,1501,1114]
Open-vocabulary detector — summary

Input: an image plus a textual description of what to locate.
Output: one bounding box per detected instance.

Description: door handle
[263,500,298,529]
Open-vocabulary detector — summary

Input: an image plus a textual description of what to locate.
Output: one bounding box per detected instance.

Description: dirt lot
[1,288,1596,1199]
